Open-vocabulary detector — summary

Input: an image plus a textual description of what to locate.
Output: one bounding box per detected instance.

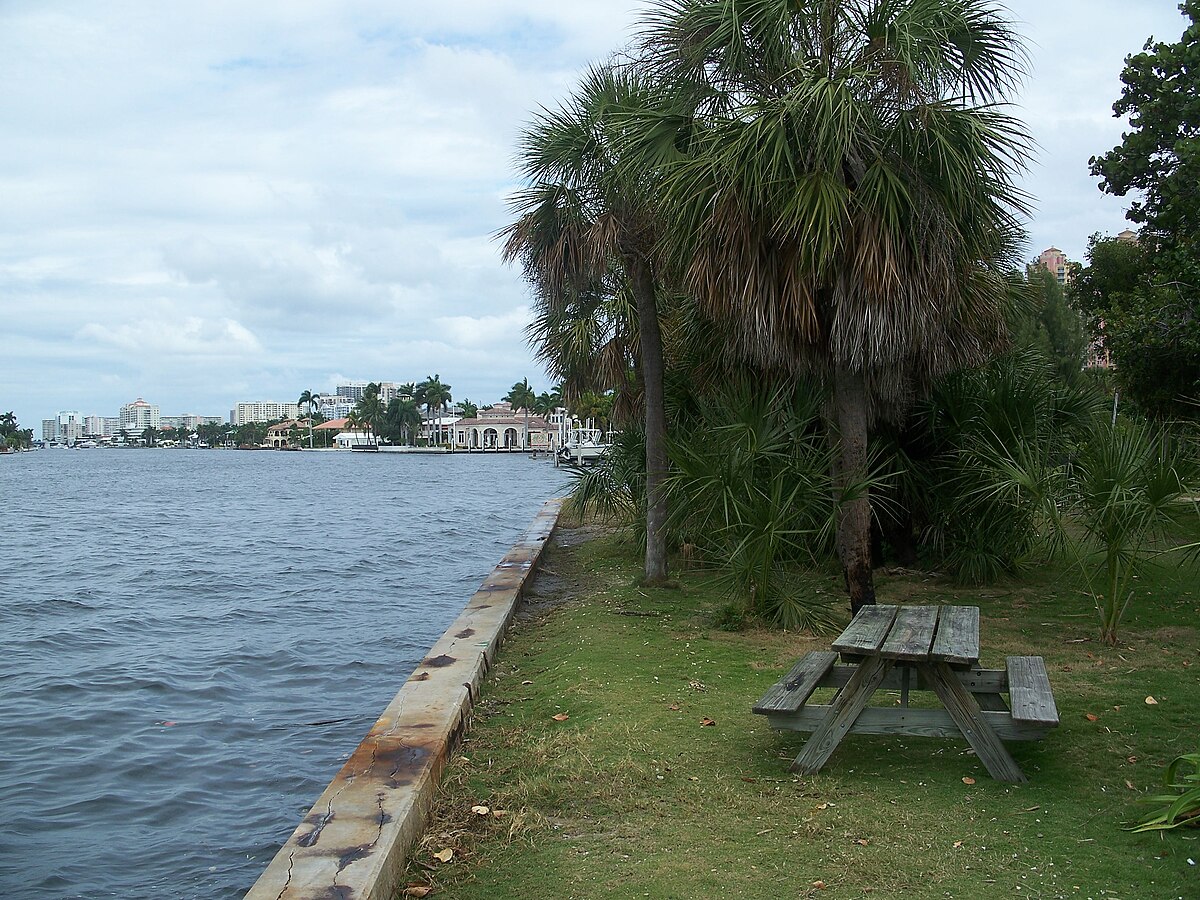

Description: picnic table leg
[918,661,1026,784]
[791,655,895,775]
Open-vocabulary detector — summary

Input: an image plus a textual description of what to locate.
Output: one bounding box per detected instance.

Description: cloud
[77,316,264,356]
[0,0,1192,427]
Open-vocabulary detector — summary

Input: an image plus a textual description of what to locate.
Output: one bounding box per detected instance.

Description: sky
[0,1,1188,428]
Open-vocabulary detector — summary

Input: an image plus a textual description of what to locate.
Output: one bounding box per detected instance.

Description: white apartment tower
[120,398,160,432]
[230,402,300,425]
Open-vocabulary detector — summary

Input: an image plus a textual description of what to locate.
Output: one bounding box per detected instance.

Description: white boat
[557,427,611,466]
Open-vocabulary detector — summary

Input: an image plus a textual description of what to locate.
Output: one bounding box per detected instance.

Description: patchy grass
[401,527,1200,899]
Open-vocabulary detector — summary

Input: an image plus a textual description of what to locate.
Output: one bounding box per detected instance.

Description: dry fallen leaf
[854,838,869,846]
[699,717,716,727]
[1127,756,1139,764]
[954,840,964,849]
[688,680,707,692]
[522,680,533,685]
[403,886,432,898]
[815,802,830,810]
[962,777,976,785]
[433,848,454,863]
[1145,696,1159,705]
[552,713,570,721]
[812,880,827,889]
[1085,713,1099,722]
[471,805,490,816]
[1125,780,1136,791]
[667,704,681,711]
[492,809,507,819]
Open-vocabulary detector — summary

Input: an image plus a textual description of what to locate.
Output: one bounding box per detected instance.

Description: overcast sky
[0,1,1187,427]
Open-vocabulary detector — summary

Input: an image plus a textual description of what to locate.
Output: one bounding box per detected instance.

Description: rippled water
[0,449,561,899]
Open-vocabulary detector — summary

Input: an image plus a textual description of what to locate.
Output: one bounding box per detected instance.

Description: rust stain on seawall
[244,498,562,900]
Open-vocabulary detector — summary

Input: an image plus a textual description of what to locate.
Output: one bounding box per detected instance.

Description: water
[0,449,562,899]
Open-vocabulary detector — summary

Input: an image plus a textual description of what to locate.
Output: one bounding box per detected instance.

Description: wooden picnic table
[753,604,1059,783]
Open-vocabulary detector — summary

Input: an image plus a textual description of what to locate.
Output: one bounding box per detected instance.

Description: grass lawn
[402,524,1199,899]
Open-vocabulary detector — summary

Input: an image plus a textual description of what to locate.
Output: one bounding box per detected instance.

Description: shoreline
[244,499,563,900]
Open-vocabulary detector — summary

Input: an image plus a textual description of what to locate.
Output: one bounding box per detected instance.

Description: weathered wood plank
[930,605,980,665]
[1007,656,1060,726]
[766,707,1051,742]
[753,651,839,714]
[879,605,939,661]
[791,655,895,775]
[919,661,1026,783]
[814,664,1009,694]
[831,605,898,656]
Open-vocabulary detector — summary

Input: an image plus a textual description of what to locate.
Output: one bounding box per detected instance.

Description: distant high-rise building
[315,394,354,419]
[230,402,299,425]
[83,415,120,437]
[1116,228,1138,244]
[161,414,224,430]
[55,411,84,444]
[336,382,371,402]
[1037,247,1072,285]
[41,419,56,442]
[120,398,160,432]
[335,381,408,404]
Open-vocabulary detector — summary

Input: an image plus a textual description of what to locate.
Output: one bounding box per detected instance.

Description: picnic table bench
[753,604,1058,783]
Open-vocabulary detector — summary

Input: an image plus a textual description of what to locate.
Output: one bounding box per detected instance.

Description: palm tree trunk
[833,364,876,614]
[630,257,669,584]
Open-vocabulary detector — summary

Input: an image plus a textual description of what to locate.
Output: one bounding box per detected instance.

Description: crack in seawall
[274,849,296,900]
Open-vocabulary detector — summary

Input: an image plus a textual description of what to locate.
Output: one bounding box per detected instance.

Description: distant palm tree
[416,374,452,445]
[505,378,538,449]
[353,390,384,445]
[383,397,423,445]
[533,390,560,417]
[298,389,318,448]
[457,399,479,420]
[344,410,365,446]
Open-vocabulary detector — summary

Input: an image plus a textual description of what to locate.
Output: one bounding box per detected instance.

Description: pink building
[1037,247,1071,285]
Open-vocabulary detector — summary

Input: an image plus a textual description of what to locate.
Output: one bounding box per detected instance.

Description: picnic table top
[831,604,980,666]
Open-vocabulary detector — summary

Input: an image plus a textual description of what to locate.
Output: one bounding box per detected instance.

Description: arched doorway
[483,428,498,449]
[504,428,519,449]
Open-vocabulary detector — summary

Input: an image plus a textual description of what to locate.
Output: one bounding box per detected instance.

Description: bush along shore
[399,520,1199,899]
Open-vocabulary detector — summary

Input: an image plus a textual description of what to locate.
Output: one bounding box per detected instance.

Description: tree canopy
[1085,3,1200,417]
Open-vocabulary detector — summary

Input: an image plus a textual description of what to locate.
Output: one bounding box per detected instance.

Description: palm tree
[344,409,365,446]
[627,0,1031,610]
[298,389,317,448]
[534,389,561,417]
[457,399,479,420]
[502,64,673,584]
[415,375,452,445]
[505,378,538,448]
[382,397,423,445]
[141,425,157,447]
[353,387,384,446]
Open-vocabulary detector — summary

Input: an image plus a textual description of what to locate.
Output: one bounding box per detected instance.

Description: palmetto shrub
[664,378,840,630]
[908,352,1104,583]
[1067,419,1199,645]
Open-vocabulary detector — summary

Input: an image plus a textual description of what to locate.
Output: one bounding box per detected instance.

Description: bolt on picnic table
[753,605,1059,783]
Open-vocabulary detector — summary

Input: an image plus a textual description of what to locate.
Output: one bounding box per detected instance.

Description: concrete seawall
[245,498,563,899]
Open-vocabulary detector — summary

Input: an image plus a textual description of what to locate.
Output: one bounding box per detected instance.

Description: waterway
[0,449,562,899]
